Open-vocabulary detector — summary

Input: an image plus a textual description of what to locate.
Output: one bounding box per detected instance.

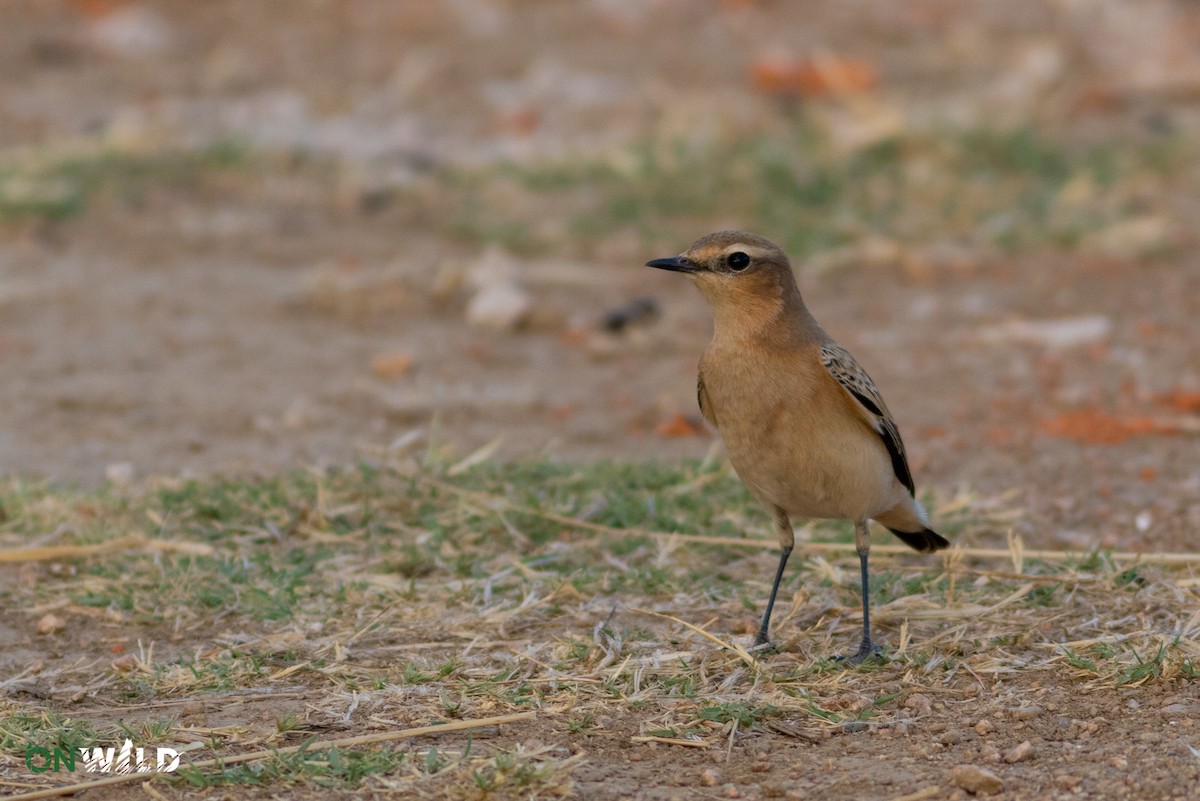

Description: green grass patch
[426,122,1181,258]
[0,141,251,221]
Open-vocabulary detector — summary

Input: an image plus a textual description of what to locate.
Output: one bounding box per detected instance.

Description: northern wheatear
[647,231,948,660]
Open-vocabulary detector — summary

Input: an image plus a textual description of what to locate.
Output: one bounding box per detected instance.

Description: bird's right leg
[752,507,794,652]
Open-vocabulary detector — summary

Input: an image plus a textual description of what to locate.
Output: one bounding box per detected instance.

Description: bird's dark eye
[727,251,750,271]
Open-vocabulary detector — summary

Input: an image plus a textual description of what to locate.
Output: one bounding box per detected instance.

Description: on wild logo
[26,739,181,774]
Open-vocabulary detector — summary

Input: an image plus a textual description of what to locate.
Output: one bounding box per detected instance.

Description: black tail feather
[887,526,950,553]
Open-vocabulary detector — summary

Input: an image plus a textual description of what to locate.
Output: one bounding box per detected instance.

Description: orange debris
[369,352,414,379]
[655,413,703,438]
[1156,390,1200,414]
[751,53,878,97]
[1039,410,1170,445]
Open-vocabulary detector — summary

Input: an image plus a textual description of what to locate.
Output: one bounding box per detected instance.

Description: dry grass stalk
[0,535,213,563]
[630,735,707,747]
[632,608,757,666]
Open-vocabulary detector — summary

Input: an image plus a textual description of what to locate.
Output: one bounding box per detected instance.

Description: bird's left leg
[752,507,794,652]
[847,518,882,662]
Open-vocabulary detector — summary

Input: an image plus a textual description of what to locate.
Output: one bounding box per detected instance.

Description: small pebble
[722,784,741,798]
[466,281,532,331]
[1010,705,1043,721]
[104,462,134,484]
[948,764,1004,796]
[1056,774,1083,790]
[36,613,65,635]
[111,654,138,672]
[905,693,933,715]
[975,720,994,735]
[601,297,660,332]
[1004,740,1034,764]
[700,769,720,787]
[937,730,963,745]
[18,563,39,588]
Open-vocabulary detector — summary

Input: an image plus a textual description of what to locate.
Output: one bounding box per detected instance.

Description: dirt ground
[2,1,1199,799]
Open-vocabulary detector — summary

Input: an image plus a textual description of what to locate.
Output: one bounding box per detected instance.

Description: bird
[646,231,949,661]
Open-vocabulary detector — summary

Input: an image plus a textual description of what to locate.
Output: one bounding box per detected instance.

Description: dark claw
[751,638,780,656]
[835,639,883,664]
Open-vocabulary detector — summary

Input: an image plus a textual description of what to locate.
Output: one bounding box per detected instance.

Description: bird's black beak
[645,255,698,274]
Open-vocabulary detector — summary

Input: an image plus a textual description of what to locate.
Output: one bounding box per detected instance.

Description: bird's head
[645,231,800,323]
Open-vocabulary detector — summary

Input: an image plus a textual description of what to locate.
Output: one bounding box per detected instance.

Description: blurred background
[1,0,1198,548]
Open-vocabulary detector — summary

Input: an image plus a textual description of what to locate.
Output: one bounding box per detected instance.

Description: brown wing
[697,372,717,428]
[819,343,915,496]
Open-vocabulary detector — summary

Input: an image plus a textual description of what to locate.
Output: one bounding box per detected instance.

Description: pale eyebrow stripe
[724,244,767,257]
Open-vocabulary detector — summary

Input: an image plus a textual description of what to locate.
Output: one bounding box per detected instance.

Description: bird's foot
[750,635,780,656]
[835,639,883,665]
